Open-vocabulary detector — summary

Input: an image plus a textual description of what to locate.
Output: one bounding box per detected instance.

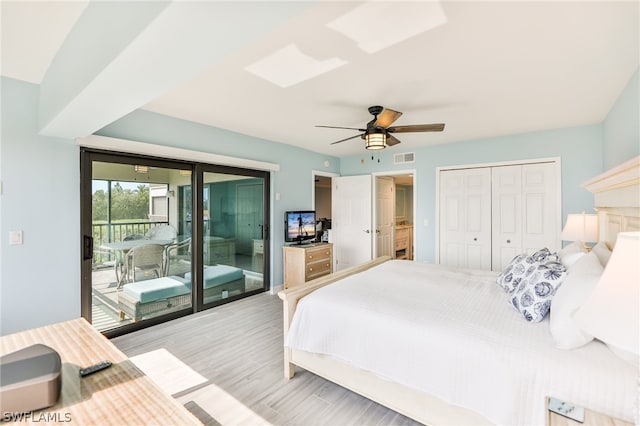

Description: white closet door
[440,170,465,267]
[521,163,559,253]
[491,162,559,271]
[439,168,491,269]
[492,165,522,271]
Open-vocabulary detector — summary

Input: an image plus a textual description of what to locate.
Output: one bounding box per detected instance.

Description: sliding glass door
[199,170,267,307]
[81,151,270,336]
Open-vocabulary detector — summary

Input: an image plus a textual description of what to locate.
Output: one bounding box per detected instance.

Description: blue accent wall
[340,124,604,263]
[1,77,81,335]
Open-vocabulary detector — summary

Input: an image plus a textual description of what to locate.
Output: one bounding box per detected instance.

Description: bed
[278,156,639,425]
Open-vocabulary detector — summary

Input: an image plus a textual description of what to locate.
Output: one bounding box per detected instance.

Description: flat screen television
[285,210,316,244]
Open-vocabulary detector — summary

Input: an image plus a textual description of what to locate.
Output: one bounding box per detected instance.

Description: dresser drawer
[305,259,332,280]
[305,246,332,262]
[395,237,409,250]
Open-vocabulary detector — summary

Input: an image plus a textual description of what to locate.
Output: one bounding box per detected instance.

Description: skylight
[327,1,447,54]
[245,44,347,88]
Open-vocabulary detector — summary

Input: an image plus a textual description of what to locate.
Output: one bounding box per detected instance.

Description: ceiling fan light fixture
[365,132,386,150]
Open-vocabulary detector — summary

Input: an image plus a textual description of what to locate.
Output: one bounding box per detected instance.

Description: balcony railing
[92,221,168,266]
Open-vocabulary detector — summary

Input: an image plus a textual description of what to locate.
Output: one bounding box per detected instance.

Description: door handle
[83,235,94,260]
[364,230,371,234]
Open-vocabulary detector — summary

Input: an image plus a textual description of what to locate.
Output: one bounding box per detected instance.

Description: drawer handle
[309,267,313,272]
[308,255,313,259]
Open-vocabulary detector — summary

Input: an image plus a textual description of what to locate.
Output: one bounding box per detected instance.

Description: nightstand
[545,397,633,426]
[253,239,264,256]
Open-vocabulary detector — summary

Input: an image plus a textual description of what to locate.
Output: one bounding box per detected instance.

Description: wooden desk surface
[0,318,200,425]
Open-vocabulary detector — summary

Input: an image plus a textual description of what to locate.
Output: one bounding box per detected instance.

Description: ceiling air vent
[394,152,415,164]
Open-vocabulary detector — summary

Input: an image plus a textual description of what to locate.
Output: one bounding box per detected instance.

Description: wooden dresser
[283,243,333,289]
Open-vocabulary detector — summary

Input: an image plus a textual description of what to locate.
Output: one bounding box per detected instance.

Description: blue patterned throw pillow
[496,248,556,294]
[509,259,567,323]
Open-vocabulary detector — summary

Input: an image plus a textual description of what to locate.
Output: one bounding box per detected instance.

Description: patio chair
[124,244,165,283]
[123,234,145,241]
[146,224,177,241]
[164,237,192,276]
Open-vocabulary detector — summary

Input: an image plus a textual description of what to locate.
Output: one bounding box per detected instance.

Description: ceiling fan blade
[386,134,402,146]
[317,125,366,131]
[330,134,363,145]
[388,123,445,133]
[374,108,403,128]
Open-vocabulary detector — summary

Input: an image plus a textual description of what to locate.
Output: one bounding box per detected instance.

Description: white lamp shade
[574,232,640,359]
[561,213,598,242]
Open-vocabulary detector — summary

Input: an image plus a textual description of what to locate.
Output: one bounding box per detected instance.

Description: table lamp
[574,231,640,366]
[561,212,598,250]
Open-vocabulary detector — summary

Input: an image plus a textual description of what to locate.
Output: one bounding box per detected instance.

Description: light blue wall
[1,78,339,335]
[96,110,340,290]
[603,69,639,170]
[1,77,80,335]
[340,124,604,263]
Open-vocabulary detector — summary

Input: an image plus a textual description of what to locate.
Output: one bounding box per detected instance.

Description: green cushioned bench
[118,265,245,321]
[185,264,245,300]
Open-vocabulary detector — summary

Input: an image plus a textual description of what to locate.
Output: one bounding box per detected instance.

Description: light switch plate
[9,230,23,245]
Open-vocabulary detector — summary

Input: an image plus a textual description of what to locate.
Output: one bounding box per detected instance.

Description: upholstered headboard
[582,156,640,248]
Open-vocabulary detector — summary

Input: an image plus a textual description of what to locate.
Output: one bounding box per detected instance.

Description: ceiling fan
[317,105,445,150]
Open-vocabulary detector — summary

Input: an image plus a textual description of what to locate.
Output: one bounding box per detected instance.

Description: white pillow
[550,252,603,349]
[591,242,612,267]
[561,251,586,268]
[558,241,587,268]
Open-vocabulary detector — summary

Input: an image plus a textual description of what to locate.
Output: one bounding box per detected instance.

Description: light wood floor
[112,292,421,426]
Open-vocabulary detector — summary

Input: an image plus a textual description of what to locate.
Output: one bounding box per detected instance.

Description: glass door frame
[194,163,270,312]
[81,149,270,338]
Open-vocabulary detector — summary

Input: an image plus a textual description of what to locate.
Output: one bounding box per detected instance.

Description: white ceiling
[2,1,638,157]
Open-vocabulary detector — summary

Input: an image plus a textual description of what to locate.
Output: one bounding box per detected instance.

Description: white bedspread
[286,260,638,425]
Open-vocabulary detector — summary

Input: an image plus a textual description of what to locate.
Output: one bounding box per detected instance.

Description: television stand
[283,243,333,289]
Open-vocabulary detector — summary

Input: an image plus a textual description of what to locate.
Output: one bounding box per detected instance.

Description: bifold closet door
[492,165,523,271]
[491,162,558,271]
[439,168,491,270]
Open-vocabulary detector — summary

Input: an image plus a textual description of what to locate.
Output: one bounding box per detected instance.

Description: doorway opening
[312,170,338,243]
[373,171,416,261]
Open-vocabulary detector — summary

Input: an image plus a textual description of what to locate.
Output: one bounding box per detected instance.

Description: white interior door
[439,168,491,269]
[332,175,372,271]
[376,177,394,257]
